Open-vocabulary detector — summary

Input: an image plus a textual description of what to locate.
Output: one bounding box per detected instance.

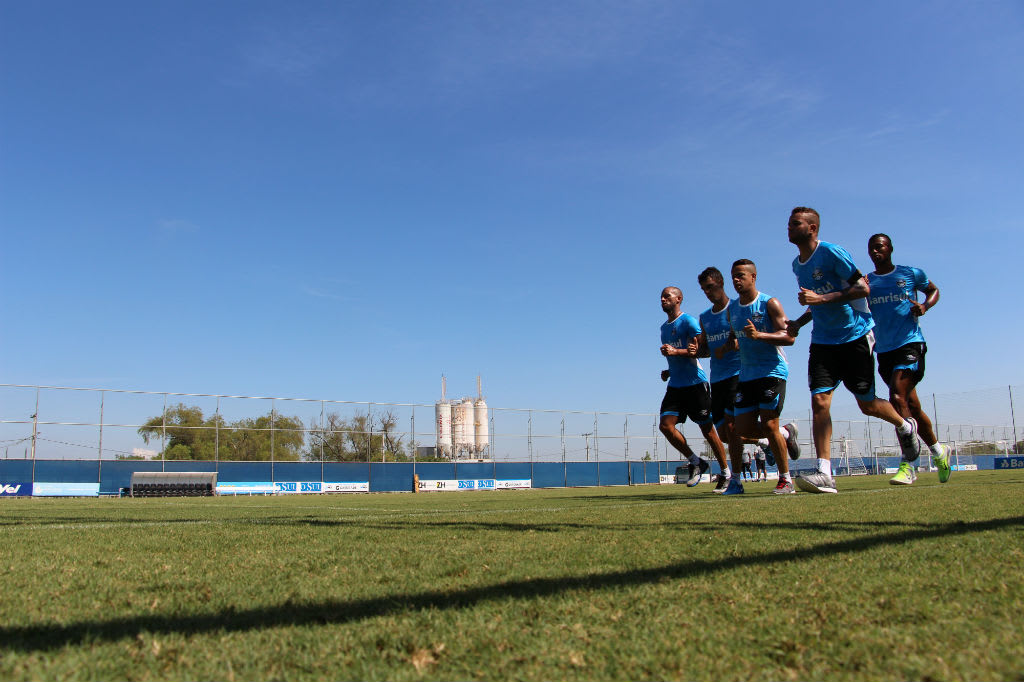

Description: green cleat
[933,444,952,484]
[889,461,917,486]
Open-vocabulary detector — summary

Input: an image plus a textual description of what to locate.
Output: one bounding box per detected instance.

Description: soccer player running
[721,260,800,495]
[697,267,740,492]
[866,233,950,485]
[786,207,923,494]
[698,266,799,494]
[658,286,730,487]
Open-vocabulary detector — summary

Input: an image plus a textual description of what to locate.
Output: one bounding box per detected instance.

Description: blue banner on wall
[995,456,1024,470]
[1,482,33,496]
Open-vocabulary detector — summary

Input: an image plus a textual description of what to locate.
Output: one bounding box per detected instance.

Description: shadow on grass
[1,514,1021,652]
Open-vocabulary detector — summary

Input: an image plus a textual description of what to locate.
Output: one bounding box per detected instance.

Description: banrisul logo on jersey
[1,482,32,496]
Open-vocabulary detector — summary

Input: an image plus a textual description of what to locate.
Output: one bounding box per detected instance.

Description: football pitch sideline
[1,471,1022,681]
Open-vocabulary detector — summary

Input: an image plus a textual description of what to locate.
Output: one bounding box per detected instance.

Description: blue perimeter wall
[0,457,1010,495]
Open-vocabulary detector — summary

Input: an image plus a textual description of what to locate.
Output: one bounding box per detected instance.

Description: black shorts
[660,383,713,425]
[709,375,739,426]
[809,332,877,401]
[878,342,927,388]
[734,377,787,417]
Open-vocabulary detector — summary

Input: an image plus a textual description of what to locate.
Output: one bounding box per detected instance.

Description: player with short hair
[721,260,800,495]
[866,233,950,485]
[658,286,730,487]
[786,208,923,494]
[696,267,739,493]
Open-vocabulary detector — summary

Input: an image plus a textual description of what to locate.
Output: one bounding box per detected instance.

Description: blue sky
[2,1,1023,422]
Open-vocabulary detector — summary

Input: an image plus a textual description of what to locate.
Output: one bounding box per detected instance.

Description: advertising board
[1,482,32,496]
[32,482,100,497]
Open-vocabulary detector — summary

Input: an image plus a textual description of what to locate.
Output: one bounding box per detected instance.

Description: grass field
[1,470,1022,681]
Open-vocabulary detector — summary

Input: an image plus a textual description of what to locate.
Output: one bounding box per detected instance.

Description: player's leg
[756,378,796,494]
[708,378,736,491]
[900,347,950,482]
[659,414,696,458]
[724,399,758,495]
[692,383,727,484]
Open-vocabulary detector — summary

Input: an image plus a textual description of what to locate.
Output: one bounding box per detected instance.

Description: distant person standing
[786,207,923,494]
[658,286,730,487]
[754,445,767,482]
[697,267,740,493]
[866,233,950,485]
[741,448,753,480]
[721,260,800,495]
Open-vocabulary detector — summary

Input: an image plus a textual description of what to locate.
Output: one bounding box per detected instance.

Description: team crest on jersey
[734,392,743,404]
[896,278,907,289]
[812,268,824,281]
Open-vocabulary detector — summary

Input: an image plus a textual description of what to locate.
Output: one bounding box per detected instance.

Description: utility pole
[582,432,592,461]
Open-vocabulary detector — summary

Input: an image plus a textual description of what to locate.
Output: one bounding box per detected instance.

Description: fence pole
[215,397,220,470]
[31,388,39,482]
[97,390,104,484]
[623,416,628,461]
[98,390,105,462]
[528,410,533,463]
[161,394,167,472]
[560,416,565,463]
[1010,386,1018,454]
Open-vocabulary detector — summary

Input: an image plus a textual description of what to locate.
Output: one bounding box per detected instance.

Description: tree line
[127,403,446,461]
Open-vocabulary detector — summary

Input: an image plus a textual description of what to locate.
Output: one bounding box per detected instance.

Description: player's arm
[717,309,739,358]
[799,271,870,306]
[911,281,940,317]
[694,326,711,358]
[743,298,795,346]
[786,307,812,337]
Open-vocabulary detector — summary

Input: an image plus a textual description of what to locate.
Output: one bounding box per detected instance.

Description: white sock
[817,459,832,476]
[896,420,912,435]
[723,467,732,478]
[929,443,944,457]
[779,425,790,439]
[757,438,769,447]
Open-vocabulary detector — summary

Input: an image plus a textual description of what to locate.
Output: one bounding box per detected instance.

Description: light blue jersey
[661,313,708,388]
[699,303,740,382]
[727,293,788,382]
[792,241,874,345]
[866,265,929,353]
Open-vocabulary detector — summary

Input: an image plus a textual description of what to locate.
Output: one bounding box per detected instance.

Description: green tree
[306,410,411,462]
[138,403,303,460]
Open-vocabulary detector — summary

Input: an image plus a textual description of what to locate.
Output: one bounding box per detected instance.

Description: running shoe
[932,444,952,484]
[795,470,838,494]
[721,478,744,495]
[896,417,922,462]
[712,474,728,494]
[760,442,776,467]
[784,421,801,460]
[686,458,709,487]
[889,461,917,486]
[773,478,795,494]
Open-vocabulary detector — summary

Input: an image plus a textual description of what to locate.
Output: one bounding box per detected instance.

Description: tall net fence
[1,384,1021,465]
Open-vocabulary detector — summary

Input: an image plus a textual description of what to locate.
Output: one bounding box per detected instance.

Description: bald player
[658,286,730,488]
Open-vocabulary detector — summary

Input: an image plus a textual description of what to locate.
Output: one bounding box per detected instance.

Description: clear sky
[2,1,1023,423]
